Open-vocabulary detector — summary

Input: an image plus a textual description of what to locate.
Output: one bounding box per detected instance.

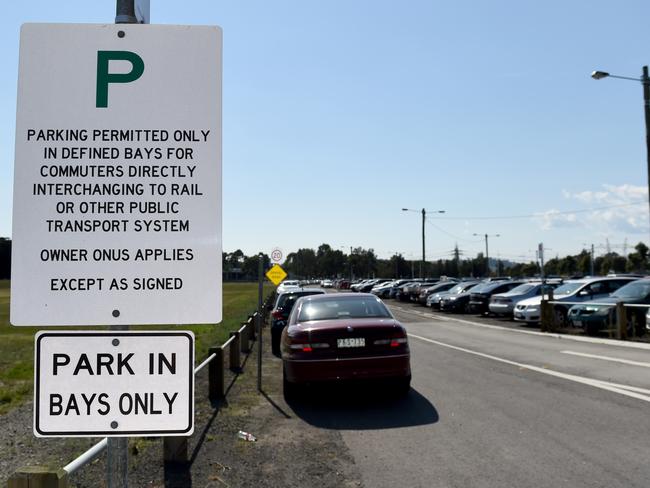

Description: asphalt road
[291,296,650,488]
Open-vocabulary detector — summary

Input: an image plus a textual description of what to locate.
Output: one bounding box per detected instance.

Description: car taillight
[272,310,283,320]
[374,328,408,347]
[288,343,329,352]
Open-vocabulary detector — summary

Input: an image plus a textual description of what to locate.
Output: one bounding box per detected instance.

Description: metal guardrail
[63,438,108,476]
[540,297,649,340]
[8,293,276,488]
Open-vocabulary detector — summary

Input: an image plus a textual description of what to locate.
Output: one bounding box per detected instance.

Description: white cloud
[546,184,648,234]
[536,210,580,231]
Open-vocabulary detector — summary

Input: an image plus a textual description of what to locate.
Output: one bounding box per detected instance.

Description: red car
[281,293,411,398]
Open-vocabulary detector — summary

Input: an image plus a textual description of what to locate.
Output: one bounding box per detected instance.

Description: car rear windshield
[507,284,537,295]
[466,282,489,293]
[448,283,475,294]
[298,297,392,321]
[553,282,583,295]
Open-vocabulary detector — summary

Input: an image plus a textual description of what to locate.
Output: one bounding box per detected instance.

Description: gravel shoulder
[1,326,363,487]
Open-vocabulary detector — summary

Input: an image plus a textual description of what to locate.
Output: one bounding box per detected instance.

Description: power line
[425,220,484,243]
[426,201,646,221]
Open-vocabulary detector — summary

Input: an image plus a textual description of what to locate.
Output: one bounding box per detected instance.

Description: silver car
[489,281,560,316]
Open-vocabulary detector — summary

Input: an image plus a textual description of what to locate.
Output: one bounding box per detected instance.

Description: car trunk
[290,318,407,359]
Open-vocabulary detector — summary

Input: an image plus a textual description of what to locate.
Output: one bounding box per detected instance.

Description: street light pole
[402,207,445,279]
[421,208,425,278]
[592,66,650,234]
[642,66,650,233]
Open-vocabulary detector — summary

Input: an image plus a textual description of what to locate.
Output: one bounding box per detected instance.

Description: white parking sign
[34,331,194,437]
[11,23,222,326]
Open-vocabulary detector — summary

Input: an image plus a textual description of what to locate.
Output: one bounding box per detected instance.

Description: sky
[1,0,650,264]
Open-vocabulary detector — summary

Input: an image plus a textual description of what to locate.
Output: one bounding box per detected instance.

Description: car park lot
[293,284,650,487]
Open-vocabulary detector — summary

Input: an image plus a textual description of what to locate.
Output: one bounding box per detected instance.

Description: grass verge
[0,280,273,415]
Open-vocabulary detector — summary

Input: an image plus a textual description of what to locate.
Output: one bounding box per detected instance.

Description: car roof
[278,287,323,295]
[299,292,378,301]
[563,276,637,285]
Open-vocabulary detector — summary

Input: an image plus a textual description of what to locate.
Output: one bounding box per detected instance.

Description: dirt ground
[1,328,364,487]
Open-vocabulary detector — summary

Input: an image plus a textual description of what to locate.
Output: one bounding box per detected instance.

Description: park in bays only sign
[11,24,222,326]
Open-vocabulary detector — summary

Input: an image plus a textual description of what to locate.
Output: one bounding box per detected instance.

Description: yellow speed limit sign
[265,264,287,286]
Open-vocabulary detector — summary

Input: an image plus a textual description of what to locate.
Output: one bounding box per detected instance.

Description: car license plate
[337,338,365,348]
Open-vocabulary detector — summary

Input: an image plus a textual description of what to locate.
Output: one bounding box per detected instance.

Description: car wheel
[283,366,299,401]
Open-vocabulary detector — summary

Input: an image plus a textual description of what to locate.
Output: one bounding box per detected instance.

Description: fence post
[7,467,68,488]
[208,347,224,401]
[616,302,627,340]
[540,299,550,332]
[249,315,256,341]
[229,332,241,372]
[163,437,188,464]
[241,323,250,353]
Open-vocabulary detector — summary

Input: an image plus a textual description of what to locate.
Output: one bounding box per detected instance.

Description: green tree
[558,255,577,276]
[627,242,649,272]
[242,253,270,279]
[349,247,378,278]
[285,248,317,278]
[316,243,346,277]
[599,252,626,275]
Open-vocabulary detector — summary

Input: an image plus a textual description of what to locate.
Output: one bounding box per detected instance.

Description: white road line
[561,350,650,369]
[409,333,650,404]
[390,305,650,351]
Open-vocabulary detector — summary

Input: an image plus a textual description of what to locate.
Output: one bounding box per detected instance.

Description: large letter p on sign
[96,50,145,108]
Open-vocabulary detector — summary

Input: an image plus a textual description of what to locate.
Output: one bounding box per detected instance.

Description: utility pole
[641,66,650,237]
[349,246,353,281]
[257,254,263,391]
[484,234,489,277]
[421,208,425,278]
[402,207,446,279]
[473,233,500,277]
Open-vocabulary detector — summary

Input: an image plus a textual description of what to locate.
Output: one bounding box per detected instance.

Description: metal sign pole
[106,437,128,488]
[106,326,128,487]
[109,5,136,488]
[257,254,264,391]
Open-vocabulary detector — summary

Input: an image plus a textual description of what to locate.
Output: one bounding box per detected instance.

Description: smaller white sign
[34,331,194,437]
[271,247,283,263]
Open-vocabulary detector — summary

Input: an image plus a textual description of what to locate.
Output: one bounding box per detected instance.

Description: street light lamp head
[591,70,610,80]
[401,208,409,211]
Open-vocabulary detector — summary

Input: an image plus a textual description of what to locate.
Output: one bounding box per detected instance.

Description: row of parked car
[346,275,650,337]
